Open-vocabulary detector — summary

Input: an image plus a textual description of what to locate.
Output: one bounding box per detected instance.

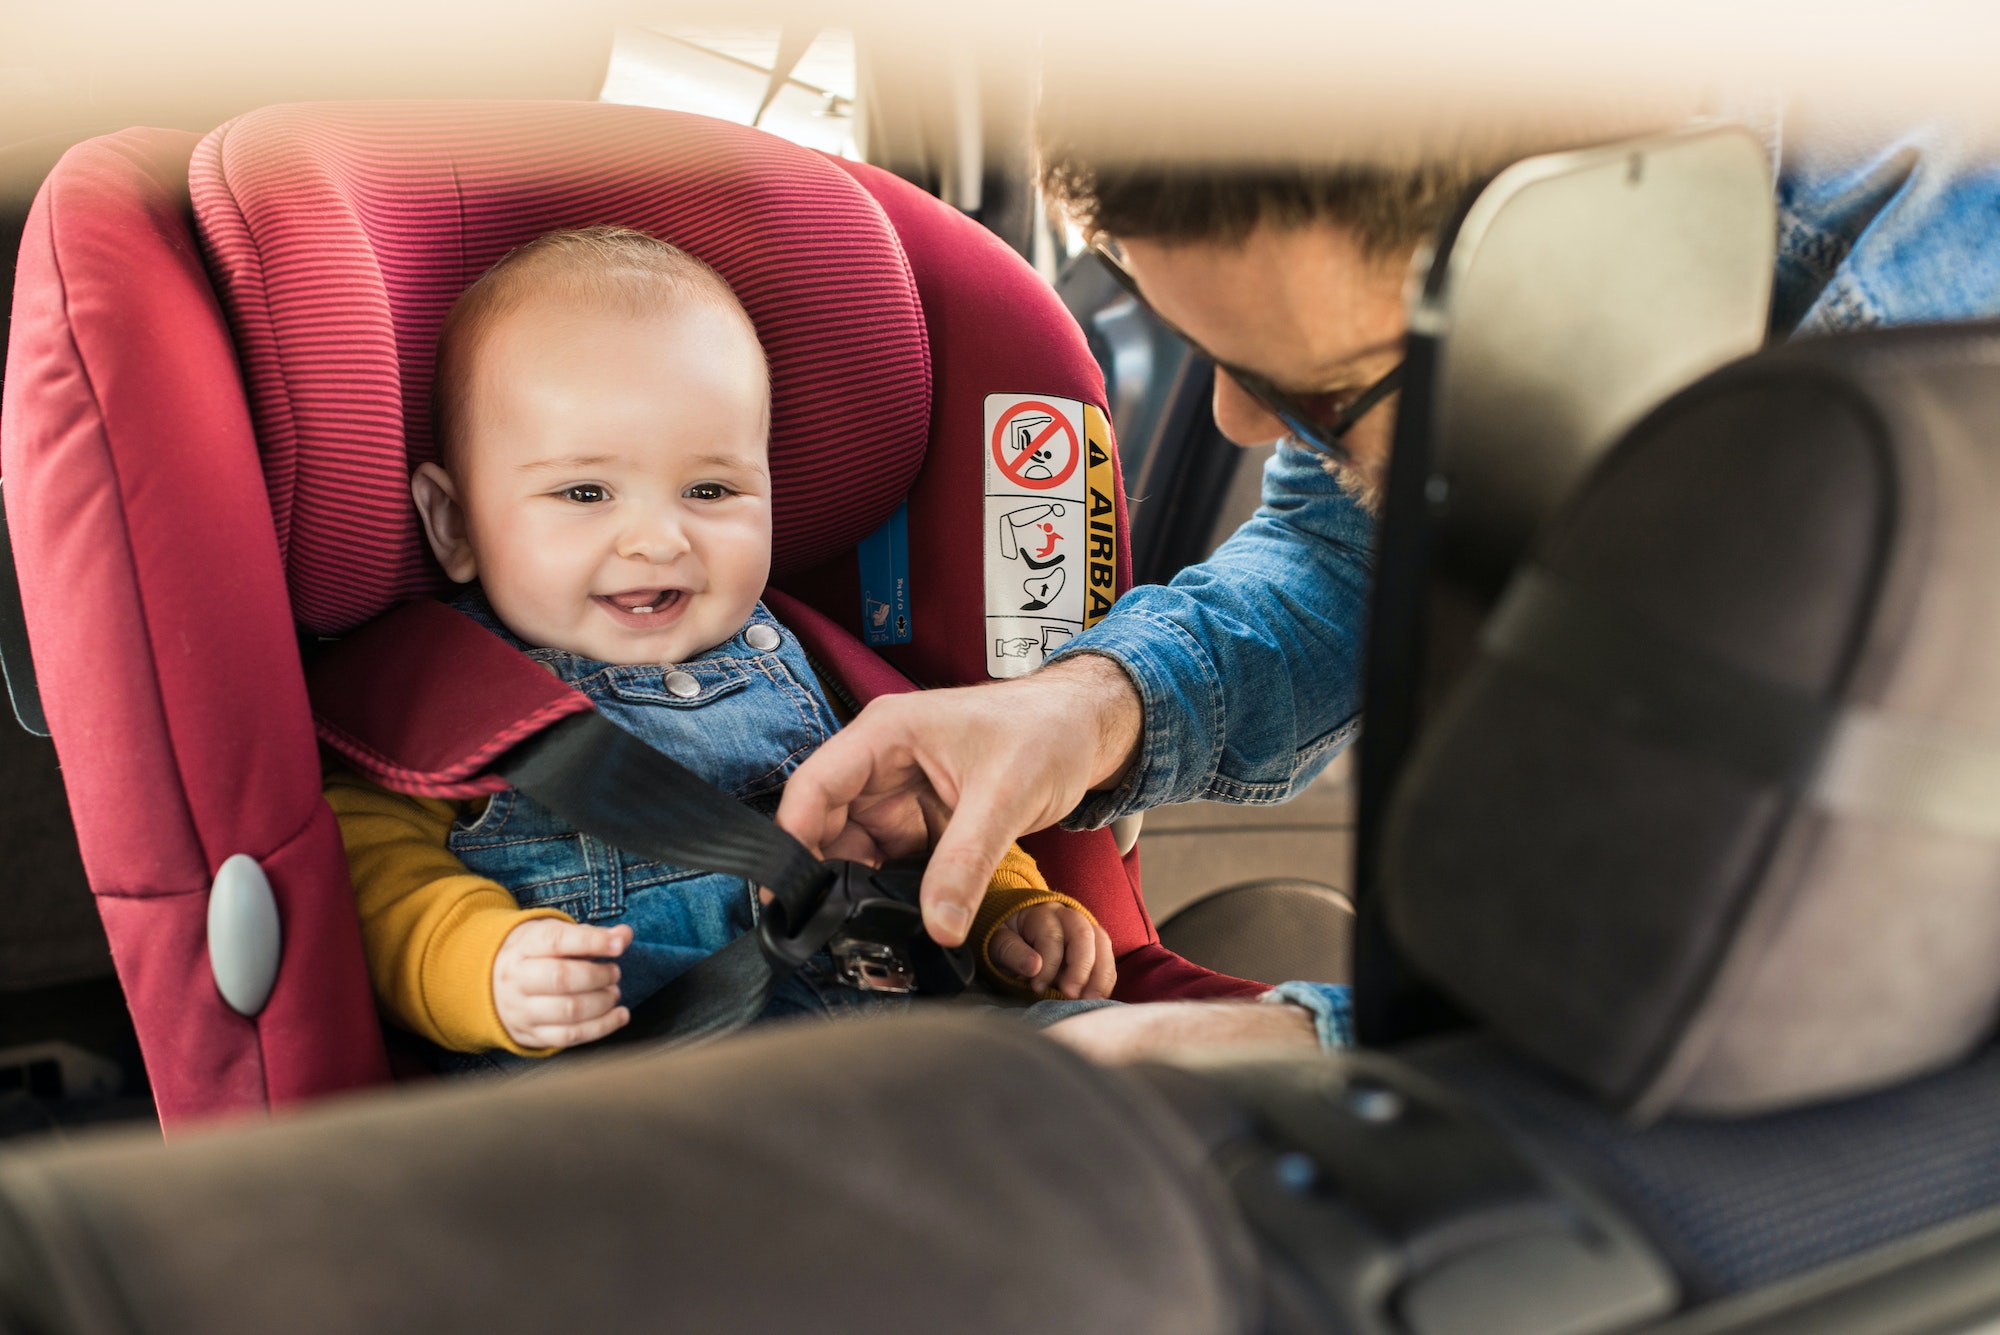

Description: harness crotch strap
[308,599,972,1049]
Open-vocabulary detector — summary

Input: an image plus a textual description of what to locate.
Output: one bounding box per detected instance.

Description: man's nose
[1211,371,1290,448]
[616,508,692,563]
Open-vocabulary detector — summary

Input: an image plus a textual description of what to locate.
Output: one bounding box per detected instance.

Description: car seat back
[1,105,1250,1126]
[1388,319,2000,1119]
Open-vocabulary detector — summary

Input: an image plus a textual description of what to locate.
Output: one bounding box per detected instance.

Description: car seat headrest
[191,101,930,634]
[1385,322,2000,1120]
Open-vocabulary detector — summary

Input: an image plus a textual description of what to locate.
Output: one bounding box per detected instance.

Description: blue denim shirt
[1056,123,2000,828]
[446,588,840,1011]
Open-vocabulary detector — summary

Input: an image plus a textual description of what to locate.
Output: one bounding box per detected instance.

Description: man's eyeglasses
[1092,242,1405,469]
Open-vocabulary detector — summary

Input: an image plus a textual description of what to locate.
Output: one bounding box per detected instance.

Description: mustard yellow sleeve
[968,843,1105,998]
[324,768,570,1056]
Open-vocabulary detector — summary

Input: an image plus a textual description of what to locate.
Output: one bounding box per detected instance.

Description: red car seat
[1,102,1263,1129]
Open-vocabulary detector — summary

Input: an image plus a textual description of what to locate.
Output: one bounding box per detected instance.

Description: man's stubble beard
[1327,453,1384,515]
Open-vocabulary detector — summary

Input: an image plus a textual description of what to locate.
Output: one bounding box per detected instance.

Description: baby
[328,227,1113,1059]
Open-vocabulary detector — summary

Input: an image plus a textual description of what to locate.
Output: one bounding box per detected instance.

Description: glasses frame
[1092,242,1405,469]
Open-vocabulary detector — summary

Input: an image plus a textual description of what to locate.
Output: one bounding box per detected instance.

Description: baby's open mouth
[595,589,686,622]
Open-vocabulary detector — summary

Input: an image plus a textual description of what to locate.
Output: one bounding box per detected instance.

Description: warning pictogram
[983,394,1119,679]
[990,400,1080,491]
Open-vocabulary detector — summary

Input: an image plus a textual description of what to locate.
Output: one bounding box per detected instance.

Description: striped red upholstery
[192,102,930,634]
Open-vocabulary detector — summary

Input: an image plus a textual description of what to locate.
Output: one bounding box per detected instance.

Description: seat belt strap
[494,711,827,929]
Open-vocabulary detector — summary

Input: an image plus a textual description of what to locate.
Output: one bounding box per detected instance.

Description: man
[777,118,2000,1056]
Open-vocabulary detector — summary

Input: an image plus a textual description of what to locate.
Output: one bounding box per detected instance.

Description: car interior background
[9,7,2000,1334]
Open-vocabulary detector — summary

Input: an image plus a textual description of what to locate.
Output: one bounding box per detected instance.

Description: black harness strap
[496,712,828,930]
[494,711,969,1048]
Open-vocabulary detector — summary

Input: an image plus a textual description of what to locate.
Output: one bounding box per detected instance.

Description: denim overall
[446,587,893,1046]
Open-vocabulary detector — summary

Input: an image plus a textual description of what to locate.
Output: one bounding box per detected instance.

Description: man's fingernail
[935,902,971,940]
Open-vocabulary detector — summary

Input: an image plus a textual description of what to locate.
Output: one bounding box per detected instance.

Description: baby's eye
[560,484,608,504]
[684,482,731,501]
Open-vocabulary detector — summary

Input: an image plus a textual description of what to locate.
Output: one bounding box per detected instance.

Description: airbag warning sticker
[983,393,1117,678]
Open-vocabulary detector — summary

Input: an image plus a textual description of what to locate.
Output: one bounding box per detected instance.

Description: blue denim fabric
[1775,123,2000,338]
[446,588,843,1015]
[1056,122,2000,828]
[1057,441,1373,827]
[1262,981,1355,1050]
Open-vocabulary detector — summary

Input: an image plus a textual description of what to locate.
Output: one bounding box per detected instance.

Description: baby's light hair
[431,226,767,469]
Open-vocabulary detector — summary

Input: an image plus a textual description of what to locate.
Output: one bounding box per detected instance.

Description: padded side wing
[0,130,388,1124]
[308,599,593,798]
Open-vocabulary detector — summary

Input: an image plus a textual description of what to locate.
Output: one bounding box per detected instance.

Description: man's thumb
[920,801,1014,947]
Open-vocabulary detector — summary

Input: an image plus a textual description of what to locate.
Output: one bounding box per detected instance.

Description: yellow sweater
[325,768,1088,1055]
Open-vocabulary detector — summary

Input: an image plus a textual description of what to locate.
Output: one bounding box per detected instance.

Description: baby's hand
[987,902,1116,1000]
[493,920,634,1050]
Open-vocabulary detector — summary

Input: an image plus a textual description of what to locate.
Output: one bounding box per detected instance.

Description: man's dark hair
[1040,150,1507,256]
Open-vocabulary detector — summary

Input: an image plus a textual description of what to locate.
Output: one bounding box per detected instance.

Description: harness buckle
[758,861,976,997]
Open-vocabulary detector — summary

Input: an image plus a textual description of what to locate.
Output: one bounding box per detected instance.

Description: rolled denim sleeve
[1774,123,2000,336]
[1050,440,1373,826]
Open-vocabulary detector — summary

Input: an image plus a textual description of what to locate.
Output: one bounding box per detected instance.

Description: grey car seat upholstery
[1158,880,1354,987]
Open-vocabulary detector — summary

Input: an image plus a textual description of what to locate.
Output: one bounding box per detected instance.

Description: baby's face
[423,299,772,666]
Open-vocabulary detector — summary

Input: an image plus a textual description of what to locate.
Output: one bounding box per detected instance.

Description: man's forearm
[1050,440,1375,824]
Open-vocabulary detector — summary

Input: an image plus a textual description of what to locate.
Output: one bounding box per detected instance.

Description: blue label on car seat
[858,501,912,646]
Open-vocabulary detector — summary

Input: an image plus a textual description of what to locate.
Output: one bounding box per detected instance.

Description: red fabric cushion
[191,102,930,634]
[1,129,390,1123]
[308,600,593,799]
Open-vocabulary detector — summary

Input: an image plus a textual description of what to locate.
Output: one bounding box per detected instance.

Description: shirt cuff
[1260,980,1354,1051]
[1045,609,1225,828]
[420,900,573,1057]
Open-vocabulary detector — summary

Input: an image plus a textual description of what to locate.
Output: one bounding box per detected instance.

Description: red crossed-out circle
[990,400,1080,491]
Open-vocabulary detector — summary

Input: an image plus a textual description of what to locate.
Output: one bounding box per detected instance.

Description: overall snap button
[744,624,781,652]
[664,670,701,699]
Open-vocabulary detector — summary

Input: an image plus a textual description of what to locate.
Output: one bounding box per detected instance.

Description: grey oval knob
[744,623,781,652]
[664,670,701,699]
[208,853,281,1017]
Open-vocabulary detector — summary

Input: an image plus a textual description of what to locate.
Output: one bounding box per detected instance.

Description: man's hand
[987,901,1117,999]
[776,655,1143,947]
[1044,999,1318,1063]
[493,920,633,1051]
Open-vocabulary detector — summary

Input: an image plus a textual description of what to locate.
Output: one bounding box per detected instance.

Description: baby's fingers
[1050,908,1100,999]
[520,1004,631,1051]
[516,982,624,1031]
[1083,922,1117,1000]
[514,954,621,997]
[546,921,632,959]
[987,924,1044,983]
[1021,912,1068,995]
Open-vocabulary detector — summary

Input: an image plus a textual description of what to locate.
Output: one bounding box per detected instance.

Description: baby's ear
[411,463,478,583]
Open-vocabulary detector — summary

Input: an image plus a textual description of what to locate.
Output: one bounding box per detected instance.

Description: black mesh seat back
[1385,323,2000,1119]
[1157,879,1353,986]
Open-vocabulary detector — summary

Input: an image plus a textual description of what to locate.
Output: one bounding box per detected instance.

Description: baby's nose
[616,512,691,561]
